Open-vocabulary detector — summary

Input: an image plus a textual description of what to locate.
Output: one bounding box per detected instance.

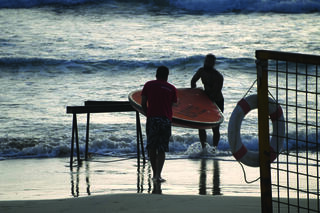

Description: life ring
[228,94,285,167]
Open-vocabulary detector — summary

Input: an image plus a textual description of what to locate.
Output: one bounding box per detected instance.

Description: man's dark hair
[156,66,169,80]
[204,53,216,68]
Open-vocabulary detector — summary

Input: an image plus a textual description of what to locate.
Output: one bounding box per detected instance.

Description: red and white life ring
[228,94,285,167]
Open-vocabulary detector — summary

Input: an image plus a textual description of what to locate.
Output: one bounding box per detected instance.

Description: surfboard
[128,88,224,129]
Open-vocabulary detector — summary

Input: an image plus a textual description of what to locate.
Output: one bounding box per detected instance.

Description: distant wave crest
[0,0,319,13]
[171,0,320,13]
[0,56,254,74]
[0,0,102,8]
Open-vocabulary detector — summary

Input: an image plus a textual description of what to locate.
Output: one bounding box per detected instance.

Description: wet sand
[1,157,318,212]
[0,156,261,200]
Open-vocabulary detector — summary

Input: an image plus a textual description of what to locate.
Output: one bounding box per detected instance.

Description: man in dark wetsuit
[141,66,177,182]
[191,54,224,150]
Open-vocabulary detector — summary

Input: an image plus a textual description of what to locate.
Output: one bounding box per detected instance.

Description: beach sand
[0,156,264,212]
[0,193,262,213]
[1,156,316,212]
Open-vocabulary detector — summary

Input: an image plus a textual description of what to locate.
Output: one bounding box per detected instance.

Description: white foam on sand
[185,141,216,158]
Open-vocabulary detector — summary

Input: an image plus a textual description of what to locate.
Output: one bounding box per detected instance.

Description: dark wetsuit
[191,67,224,147]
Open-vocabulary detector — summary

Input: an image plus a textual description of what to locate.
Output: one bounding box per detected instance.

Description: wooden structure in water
[66,101,145,167]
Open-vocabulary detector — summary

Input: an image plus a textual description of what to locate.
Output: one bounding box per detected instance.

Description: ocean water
[0,0,320,161]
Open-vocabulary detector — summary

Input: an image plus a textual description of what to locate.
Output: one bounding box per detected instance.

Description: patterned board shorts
[146,117,172,152]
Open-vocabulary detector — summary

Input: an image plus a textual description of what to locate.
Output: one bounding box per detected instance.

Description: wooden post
[74,113,80,165]
[85,113,90,160]
[136,111,141,168]
[257,59,273,213]
[139,127,145,164]
[70,113,76,167]
[136,112,145,163]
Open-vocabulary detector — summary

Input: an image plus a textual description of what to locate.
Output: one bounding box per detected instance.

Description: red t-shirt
[141,79,177,120]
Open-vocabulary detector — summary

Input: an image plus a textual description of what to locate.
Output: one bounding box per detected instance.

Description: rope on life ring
[228,94,285,167]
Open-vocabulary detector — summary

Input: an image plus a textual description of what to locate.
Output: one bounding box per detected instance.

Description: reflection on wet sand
[137,161,162,194]
[199,159,222,195]
[70,161,91,197]
[152,181,163,194]
[137,162,152,194]
[69,157,221,197]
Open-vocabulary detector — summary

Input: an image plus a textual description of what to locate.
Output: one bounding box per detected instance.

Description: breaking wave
[1,0,319,13]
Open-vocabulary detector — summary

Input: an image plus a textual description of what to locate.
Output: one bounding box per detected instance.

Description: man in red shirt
[141,66,177,182]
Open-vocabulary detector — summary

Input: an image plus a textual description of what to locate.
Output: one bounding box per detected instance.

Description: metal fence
[256,50,320,213]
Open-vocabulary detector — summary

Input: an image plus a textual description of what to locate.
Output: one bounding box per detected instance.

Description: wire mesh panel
[256,50,320,213]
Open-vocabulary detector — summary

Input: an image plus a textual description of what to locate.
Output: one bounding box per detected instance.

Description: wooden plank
[66,104,135,114]
[85,101,131,106]
[257,59,273,213]
[256,50,320,65]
